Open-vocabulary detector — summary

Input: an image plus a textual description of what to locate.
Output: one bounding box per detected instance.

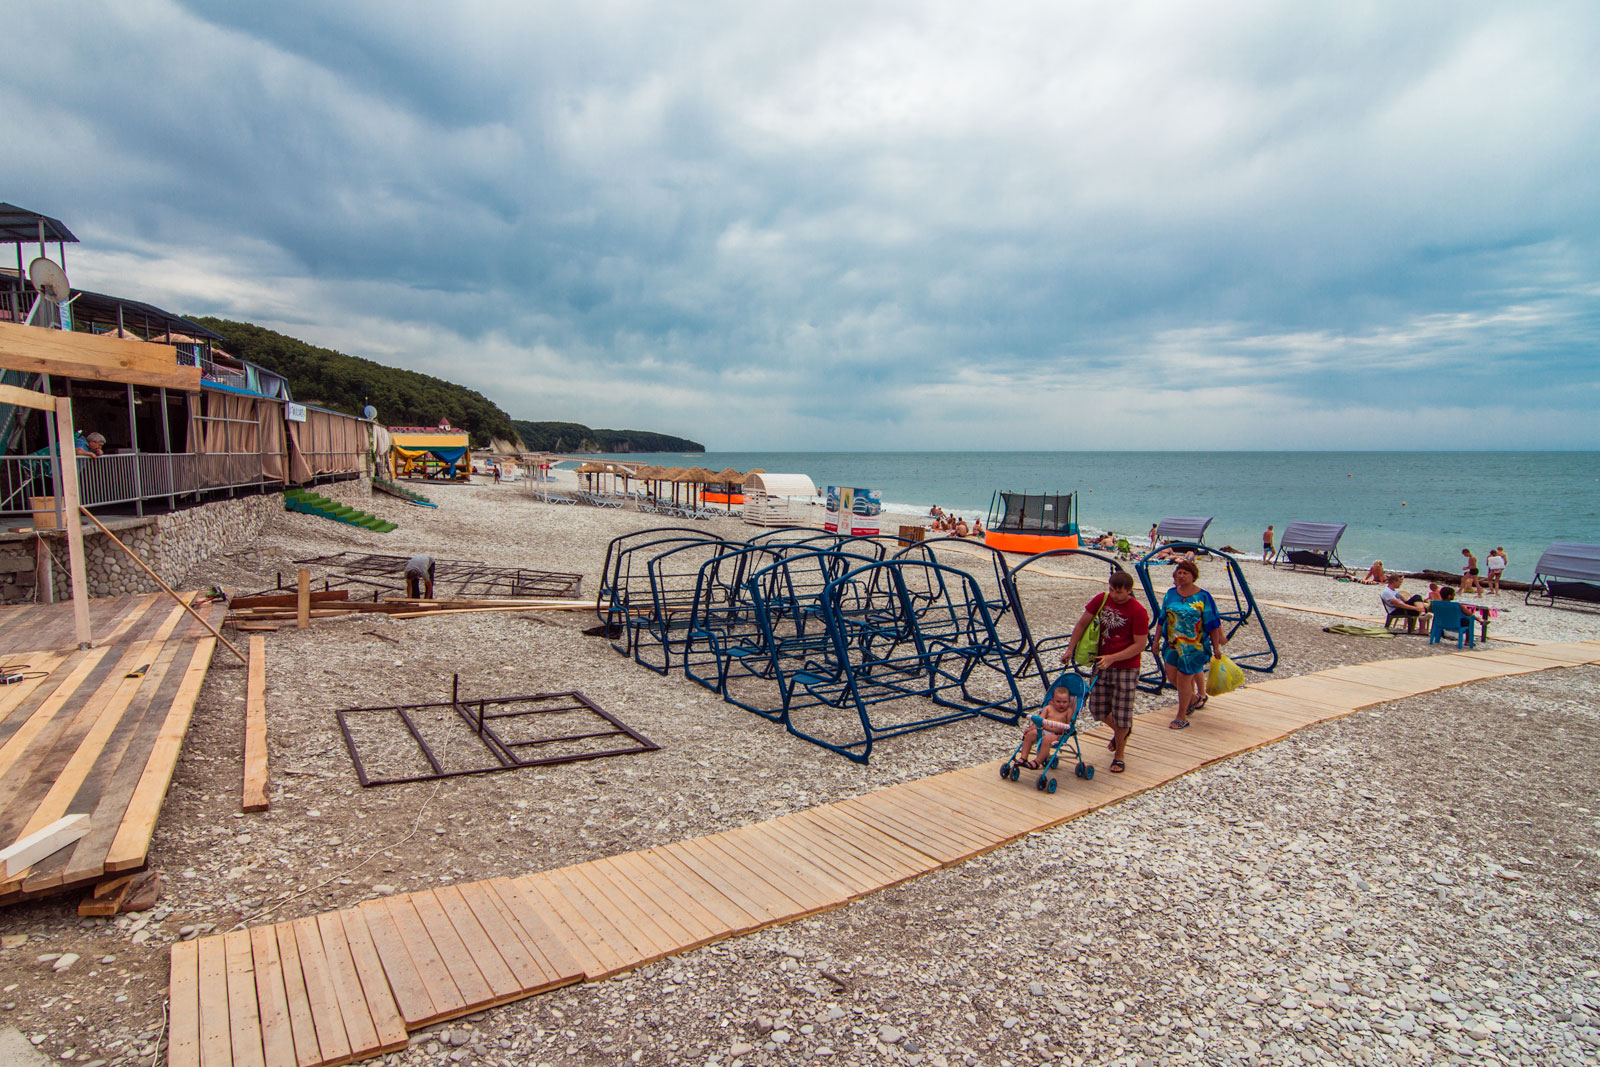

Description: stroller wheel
[1010,764,1020,782]
[1084,764,1095,780]
[1047,778,1058,794]
[1074,763,1085,778]
[1000,762,1011,780]
[1035,775,1047,791]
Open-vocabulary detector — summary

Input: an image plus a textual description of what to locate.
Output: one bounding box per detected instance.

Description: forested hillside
[510,420,704,454]
[193,317,520,447]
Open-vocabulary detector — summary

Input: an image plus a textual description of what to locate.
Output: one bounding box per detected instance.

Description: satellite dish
[28,257,71,303]
[362,405,377,420]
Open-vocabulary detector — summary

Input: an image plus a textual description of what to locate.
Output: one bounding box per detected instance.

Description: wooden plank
[335,909,409,1052]
[52,402,91,649]
[168,937,202,1067]
[665,837,801,923]
[830,797,976,863]
[287,915,352,1066]
[686,834,824,916]
[242,635,268,812]
[431,884,521,1000]
[755,818,885,898]
[0,814,88,878]
[484,877,590,984]
[354,898,438,1028]
[776,809,927,885]
[514,873,634,978]
[375,895,466,1023]
[196,935,234,1067]
[312,911,381,1059]
[0,319,204,390]
[571,858,699,955]
[223,929,267,1067]
[719,826,860,908]
[0,382,57,411]
[0,646,112,785]
[800,805,946,877]
[248,926,299,1067]
[562,861,681,958]
[104,636,216,870]
[537,867,660,971]
[296,570,310,630]
[600,852,730,947]
[453,879,556,991]
[230,592,350,610]
[272,922,324,1067]
[631,846,767,934]
[0,651,67,729]
[406,889,497,1009]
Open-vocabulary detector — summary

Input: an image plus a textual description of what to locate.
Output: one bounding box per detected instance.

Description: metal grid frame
[335,676,658,786]
[289,551,584,600]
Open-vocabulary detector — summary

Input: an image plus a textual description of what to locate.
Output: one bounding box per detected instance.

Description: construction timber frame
[334,675,658,787]
[286,552,584,600]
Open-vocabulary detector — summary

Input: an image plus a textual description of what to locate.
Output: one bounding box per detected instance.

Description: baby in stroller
[1002,669,1096,792]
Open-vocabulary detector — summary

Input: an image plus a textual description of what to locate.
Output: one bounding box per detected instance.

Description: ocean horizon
[568,450,1599,583]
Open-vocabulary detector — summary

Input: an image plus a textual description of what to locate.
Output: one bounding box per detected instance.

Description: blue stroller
[1000,668,1097,793]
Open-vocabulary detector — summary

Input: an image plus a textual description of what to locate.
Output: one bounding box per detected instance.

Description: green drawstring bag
[1073,616,1102,666]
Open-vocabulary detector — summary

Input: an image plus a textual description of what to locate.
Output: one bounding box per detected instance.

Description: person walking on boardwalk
[1060,570,1149,773]
[1160,559,1225,730]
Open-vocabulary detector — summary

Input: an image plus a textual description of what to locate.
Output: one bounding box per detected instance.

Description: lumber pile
[227,592,593,626]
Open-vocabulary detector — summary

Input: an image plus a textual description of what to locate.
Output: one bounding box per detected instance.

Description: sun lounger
[1155,516,1213,544]
[1272,522,1347,573]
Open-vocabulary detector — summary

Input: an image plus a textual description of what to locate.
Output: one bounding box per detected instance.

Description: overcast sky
[4,1,1597,449]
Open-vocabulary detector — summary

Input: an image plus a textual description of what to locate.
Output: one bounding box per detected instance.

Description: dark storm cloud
[2,0,1596,446]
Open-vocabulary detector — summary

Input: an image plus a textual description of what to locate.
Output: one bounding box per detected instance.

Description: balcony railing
[0,450,287,520]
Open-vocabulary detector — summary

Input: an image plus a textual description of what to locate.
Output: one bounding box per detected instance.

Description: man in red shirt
[1061,570,1149,774]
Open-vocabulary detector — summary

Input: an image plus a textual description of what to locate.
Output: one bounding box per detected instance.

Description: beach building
[0,202,370,601]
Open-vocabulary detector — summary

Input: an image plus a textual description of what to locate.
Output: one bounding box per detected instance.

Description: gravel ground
[0,479,1595,1067]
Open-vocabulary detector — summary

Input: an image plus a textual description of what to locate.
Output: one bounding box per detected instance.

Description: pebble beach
[0,477,1596,1067]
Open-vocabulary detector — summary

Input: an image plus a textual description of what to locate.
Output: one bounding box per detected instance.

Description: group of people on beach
[927,506,983,537]
[1013,558,1226,777]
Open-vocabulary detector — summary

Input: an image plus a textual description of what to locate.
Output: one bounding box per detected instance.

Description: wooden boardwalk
[0,593,223,904]
[169,640,1600,1067]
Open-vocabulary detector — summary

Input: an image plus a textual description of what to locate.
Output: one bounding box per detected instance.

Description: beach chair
[1525,542,1600,611]
[1272,522,1348,573]
[1428,602,1476,647]
[1155,517,1213,545]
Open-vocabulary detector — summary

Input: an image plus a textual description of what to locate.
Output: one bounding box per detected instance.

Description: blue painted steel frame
[1134,541,1278,693]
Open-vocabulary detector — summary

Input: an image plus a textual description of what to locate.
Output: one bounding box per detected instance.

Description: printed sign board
[824,486,882,536]
[285,403,307,423]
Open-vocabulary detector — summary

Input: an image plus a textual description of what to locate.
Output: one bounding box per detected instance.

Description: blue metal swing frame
[1133,541,1277,693]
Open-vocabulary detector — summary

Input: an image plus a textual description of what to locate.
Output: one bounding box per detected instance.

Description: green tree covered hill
[510,420,703,454]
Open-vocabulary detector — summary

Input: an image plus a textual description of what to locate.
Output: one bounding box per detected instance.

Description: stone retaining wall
[0,475,371,604]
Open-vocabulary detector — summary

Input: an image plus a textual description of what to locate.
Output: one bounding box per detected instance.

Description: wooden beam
[54,402,92,648]
[1,814,90,879]
[242,635,269,812]
[0,320,204,390]
[76,506,247,664]
[296,569,310,629]
[0,382,58,411]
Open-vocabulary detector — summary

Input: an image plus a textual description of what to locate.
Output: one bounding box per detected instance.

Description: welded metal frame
[335,675,658,787]
[1134,541,1278,692]
[289,551,584,599]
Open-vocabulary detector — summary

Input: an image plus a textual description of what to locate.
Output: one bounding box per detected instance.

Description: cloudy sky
[4,1,1597,449]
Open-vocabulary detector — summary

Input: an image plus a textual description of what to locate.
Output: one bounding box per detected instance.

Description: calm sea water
[574,452,1598,582]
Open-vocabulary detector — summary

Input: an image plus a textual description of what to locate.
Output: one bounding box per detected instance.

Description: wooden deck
[0,593,222,904]
[169,640,1600,1067]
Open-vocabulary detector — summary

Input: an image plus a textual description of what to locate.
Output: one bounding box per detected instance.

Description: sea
[567,451,1598,583]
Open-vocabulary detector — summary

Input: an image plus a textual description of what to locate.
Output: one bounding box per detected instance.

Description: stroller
[1000,667,1097,793]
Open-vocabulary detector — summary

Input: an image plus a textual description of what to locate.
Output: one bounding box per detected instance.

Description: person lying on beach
[1059,570,1148,773]
[1379,574,1428,632]
[1014,679,1076,771]
[1363,560,1385,584]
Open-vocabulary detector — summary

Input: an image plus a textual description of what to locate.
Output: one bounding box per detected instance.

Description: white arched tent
[741,472,819,526]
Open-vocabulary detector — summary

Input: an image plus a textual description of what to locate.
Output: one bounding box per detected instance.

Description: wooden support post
[296,568,311,629]
[53,401,92,647]
[242,635,269,812]
[75,507,247,665]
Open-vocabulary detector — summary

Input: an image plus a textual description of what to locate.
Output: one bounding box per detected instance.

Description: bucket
[30,496,59,531]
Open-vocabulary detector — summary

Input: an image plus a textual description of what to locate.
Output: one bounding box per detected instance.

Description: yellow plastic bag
[1207,653,1245,696]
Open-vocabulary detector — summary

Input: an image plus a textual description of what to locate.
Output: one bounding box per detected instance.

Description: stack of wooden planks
[0,593,223,905]
[227,590,593,630]
[168,640,1600,1067]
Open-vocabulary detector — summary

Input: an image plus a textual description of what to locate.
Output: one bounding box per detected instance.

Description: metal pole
[128,384,143,516]
[159,387,175,508]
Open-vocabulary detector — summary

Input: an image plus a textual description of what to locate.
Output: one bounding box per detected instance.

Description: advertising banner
[824,486,882,536]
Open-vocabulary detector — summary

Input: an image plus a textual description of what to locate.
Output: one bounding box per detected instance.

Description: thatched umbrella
[656,466,686,506]
[574,461,601,490]
[678,466,715,509]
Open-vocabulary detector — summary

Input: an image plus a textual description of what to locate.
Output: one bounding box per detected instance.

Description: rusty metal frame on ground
[272,551,583,600]
[334,675,658,786]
